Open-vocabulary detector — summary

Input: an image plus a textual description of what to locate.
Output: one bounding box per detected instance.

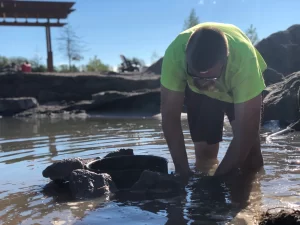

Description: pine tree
[183,8,200,30]
[245,24,259,45]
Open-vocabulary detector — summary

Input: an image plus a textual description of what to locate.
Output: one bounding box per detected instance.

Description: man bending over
[160,22,267,177]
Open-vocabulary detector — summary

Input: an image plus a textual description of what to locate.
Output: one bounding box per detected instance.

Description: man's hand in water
[172,169,194,185]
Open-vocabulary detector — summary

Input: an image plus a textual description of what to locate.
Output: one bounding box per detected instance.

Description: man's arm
[161,85,191,176]
[214,93,262,176]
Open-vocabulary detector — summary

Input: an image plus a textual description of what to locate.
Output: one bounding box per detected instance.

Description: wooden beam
[0,8,75,19]
[0,21,66,27]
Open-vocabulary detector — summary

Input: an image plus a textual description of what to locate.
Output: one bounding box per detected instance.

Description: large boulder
[69,169,117,200]
[0,97,38,116]
[256,24,300,76]
[263,71,300,123]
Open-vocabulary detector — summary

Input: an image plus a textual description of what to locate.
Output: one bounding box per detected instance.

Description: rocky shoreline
[0,72,161,118]
[2,25,300,129]
[1,69,299,128]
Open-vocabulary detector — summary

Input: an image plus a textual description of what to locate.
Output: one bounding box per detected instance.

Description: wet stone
[69,169,117,200]
[103,148,134,158]
[42,158,85,181]
[42,157,102,182]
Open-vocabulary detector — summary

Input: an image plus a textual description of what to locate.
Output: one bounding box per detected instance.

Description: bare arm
[214,93,262,176]
[161,85,190,175]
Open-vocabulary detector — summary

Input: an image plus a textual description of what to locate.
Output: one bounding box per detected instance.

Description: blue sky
[1,0,299,70]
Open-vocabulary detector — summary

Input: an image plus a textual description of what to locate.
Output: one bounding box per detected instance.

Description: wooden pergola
[0,0,75,71]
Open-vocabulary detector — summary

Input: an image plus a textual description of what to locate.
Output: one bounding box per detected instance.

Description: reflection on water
[0,117,299,225]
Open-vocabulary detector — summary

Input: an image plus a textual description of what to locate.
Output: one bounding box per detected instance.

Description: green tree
[86,55,110,72]
[9,56,29,65]
[58,64,70,72]
[245,24,259,45]
[183,8,200,30]
[32,65,47,72]
[0,56,9,67]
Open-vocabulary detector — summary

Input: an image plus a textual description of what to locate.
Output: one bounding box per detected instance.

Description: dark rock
[38,90,62,103]
[86,155,169,190]
[0,97,38,116]
[130,170,184,195]
[263,71,300,124]
[42,158,85,181]
[256,24,300,76]
[263,68,285,86]
[69,169,117,200]
[103,148,134,158]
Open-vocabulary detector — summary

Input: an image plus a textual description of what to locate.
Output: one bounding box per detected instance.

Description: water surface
[0,117,299,225]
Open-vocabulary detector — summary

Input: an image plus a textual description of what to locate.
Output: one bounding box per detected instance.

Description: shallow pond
[0,116,299,225]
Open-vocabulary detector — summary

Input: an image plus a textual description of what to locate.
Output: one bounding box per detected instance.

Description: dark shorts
[185,86,235,145]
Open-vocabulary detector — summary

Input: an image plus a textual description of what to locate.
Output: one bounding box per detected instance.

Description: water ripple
[0,117,299,225]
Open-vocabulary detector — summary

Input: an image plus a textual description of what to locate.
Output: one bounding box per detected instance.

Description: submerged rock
[0,97,38,116]
[69,169,117,200]
[130,170,184,195]
[103,148,134,158]
[42,158,85,181]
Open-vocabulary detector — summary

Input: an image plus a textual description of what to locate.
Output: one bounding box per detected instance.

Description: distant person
[21,61,32,73]
[160,22,267,179]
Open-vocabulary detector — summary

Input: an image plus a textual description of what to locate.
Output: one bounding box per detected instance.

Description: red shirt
[21,64,32,72]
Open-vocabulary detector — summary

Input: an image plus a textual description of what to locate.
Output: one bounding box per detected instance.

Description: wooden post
[46,26,54,72]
